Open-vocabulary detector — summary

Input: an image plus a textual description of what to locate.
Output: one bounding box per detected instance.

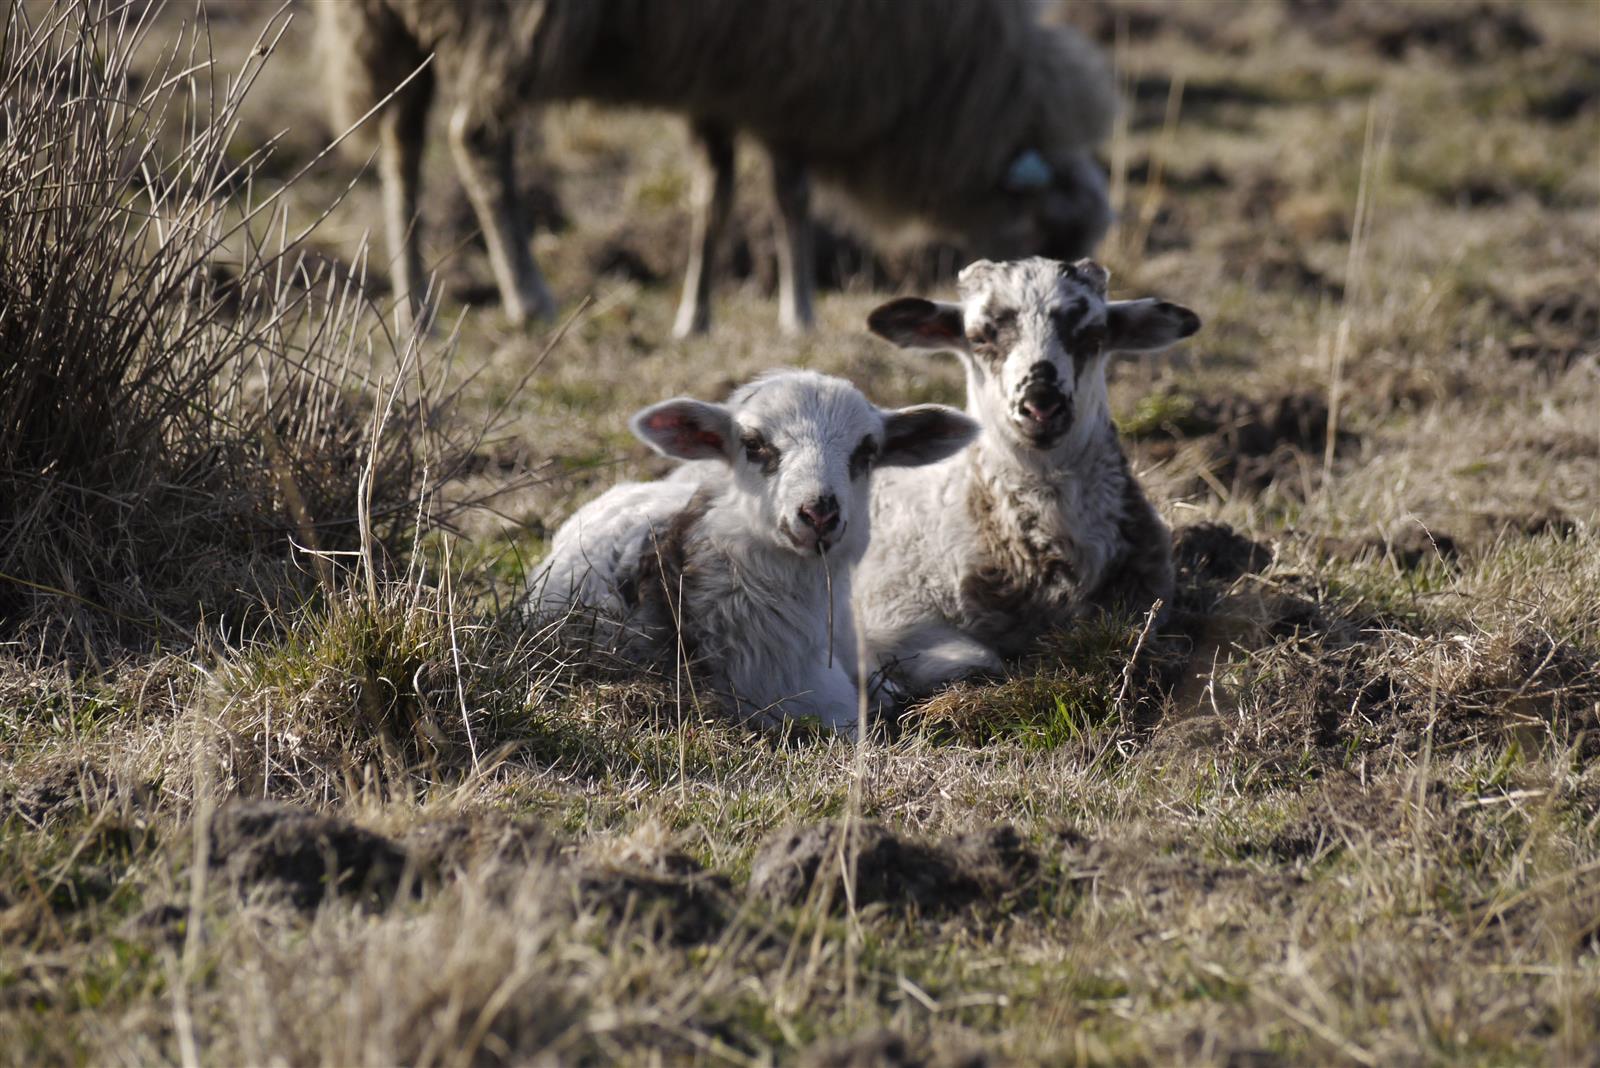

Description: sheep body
[318,0,1116,332]
[533,477,861,732]
[857,258,1200,694]
[529,370,978,734]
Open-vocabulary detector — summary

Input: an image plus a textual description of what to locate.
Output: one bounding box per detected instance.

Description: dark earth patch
[1236,626,1600,764]
[748,822,1037,914]
[1130,390,1358,497]
[799,1027,990,1068]
[1473,508,1580,543]
[1062,831,1305,916]
[588,237,663,284]
[208,800,409,911]
[1127,73,1279,132]
[577,855,733,946]
[406,812,727,940]
[403,812,559,880]
[1123,156,1232,193]
[1286,0,1543,65]
[1315,526,1461,572]
[1,761,155,831]
[1498,287,1600,372]
[1174,522,1275,585]
[1526,59,1600,123]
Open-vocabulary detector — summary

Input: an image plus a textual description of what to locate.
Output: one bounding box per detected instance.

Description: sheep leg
[884,621,1004,695]
[1091,491,1175,622]
[448,105,556,326]
[769,149,815,334]
[794,665,864,742]
[673,120,735,339]
[377,66,432,335]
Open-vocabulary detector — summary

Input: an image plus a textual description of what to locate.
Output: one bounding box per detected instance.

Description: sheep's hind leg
[377,64,433,335]
[673,119,735,338]
[770,149,815,334]
[448,105,555,327]
[885,622,1004,696]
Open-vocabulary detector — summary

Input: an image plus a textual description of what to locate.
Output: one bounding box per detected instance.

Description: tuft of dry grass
[0,1,479,654]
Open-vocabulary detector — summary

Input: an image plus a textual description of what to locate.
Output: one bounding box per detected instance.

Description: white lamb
[529,370,977,736]
[856,257,1201,695]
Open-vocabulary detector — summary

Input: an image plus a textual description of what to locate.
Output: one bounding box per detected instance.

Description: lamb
[318,0,1117,336]
[855,257,1201,695]
[528,370,977,736]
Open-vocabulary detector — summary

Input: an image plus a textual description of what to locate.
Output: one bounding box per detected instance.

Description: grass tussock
[0,1,462,653]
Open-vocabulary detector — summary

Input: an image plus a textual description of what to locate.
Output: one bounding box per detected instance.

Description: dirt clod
[1316,527,1460,571]
[1130,390,1356,496]
[1175,523,1275,585]
[1289,1,1543,64]
[577,857,732,945]
[588,240,662,284]
[748,821,1035,913]
[403,814,558,880]
[800,1028,989,1068]
[1,762,153,830]
[209,801,409,911]
[1502,288,1600,371]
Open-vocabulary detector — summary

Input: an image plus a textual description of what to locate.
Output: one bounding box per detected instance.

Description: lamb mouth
[779,519,842,554]
[1013,413,1070,447]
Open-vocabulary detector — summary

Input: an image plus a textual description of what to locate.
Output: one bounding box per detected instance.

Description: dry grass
[0,1,485,655]
[3,0,1599,1064]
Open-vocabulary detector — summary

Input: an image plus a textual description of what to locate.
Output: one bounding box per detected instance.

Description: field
[3,0,1598,1063]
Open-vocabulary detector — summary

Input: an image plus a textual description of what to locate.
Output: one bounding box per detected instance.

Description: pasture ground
[3,1,1598,1063]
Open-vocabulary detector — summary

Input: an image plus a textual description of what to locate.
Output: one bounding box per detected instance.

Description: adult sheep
[319,0,1116,335]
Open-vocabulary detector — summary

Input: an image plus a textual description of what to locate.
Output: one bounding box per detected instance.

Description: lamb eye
[849,435,879,479]
[969,311,1015,349]
[741,431,780,474]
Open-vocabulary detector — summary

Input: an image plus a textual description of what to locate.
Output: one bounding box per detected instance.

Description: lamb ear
[629,398,735,462]
[879,405,980,468]
[866,297,968,352]
[1105,299,1201,353]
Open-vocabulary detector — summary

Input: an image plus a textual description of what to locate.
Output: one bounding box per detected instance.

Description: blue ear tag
[1004,149,1054,191]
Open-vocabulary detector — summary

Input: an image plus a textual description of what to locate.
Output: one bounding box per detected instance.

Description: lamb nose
[798,497,840,534]
[1023,396,1062,423]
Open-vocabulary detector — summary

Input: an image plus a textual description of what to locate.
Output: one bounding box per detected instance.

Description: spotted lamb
[856,257,1201,695]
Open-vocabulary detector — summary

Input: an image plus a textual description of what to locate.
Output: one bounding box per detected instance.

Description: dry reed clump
[0,1,467,655]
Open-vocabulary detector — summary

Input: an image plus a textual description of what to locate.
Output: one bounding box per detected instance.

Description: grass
[3,0,1599,1064]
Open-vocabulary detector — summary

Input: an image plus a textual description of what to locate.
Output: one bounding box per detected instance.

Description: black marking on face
[969,305,1019,365]
[848,434,879,479]
[1051,298,1106,379]
[1023,360,1058,385]
[740,428,781,475]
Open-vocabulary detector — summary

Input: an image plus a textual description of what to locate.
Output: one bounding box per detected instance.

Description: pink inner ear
[646,410,722,451]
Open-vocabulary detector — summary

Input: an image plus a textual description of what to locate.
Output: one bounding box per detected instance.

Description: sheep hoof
[504,297,557,329]
[671,313,710,339]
